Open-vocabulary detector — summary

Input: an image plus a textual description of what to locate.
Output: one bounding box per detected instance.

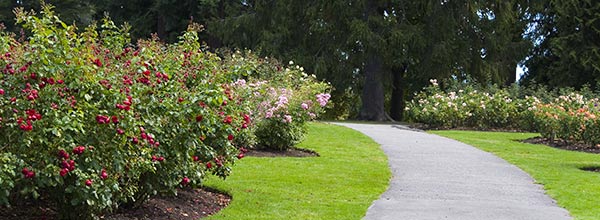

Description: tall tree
[522,0,600,89]
[0,0,95,33]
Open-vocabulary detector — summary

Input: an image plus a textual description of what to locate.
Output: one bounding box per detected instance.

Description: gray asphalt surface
[333,123,572,220]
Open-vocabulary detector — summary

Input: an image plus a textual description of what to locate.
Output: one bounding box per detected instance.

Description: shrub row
[406,79,600,146]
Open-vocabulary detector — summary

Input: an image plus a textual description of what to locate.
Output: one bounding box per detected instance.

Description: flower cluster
[226,51,331,150]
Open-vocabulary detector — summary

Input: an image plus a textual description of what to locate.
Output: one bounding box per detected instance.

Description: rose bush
[405,79,533,130]
[532,94,600,145]
[406,78,600,147]
[0,7,253,218]
[224,53,331,150]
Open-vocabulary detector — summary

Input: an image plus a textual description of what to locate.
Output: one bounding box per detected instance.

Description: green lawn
[431,130,600,220]
[203,122,391,219]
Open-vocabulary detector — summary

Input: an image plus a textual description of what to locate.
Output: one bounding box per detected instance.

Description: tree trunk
[504,61,517,86]
[156,13,167,40]
[389,64,407,121]
[359,54,387,121]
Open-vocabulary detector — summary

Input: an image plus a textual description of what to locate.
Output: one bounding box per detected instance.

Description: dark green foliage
[0,1,95,32]
[522,0,600,89]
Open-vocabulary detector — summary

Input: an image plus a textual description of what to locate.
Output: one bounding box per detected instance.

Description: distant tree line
[1,0,598,121]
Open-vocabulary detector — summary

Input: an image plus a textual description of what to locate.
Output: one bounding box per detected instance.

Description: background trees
[522,0,600,89]
[0,0,596,121]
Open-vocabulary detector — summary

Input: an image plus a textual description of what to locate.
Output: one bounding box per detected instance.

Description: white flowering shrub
[405,79,536,129]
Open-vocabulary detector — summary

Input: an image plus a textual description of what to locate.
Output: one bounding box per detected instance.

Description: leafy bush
[224,53,331,150]
[405,79,533,130]
[532,94,600,145]
[406,78,600,147]
[0,7,252,218]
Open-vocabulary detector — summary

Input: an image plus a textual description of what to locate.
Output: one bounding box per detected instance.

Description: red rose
[93,58,102,67]
[100,169,108,180]
[181,177,190,185]
[223,116,233,124]
[72,146,85,155]
[58,149,70,159]
[111,115,119,124]
[59,168,69,177]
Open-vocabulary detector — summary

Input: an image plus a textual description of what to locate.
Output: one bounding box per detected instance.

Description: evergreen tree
[523,0,600,89]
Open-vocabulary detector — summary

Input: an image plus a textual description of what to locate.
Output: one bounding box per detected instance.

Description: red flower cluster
[93,58,102,67]
[17,109,42,131]
[96,115,110,124]
[58,149,70,159]
[21,168,35,179]
[223,115,233,124]
[22,83,39,101]
[60,159,76,177]
[116,96,132,111]
[26,109,42,121]
[72,146,86,155]
[242,114,251,129]
[17,118,33,131]
[140,128,159,147]
[151,155,165,162]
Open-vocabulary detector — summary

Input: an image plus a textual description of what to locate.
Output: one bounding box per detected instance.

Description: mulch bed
[245,147,319,157]
[0,187,230,220]
[521,137,600,154]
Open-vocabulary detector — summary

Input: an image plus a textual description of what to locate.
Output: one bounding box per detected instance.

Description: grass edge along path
[431,130,600,220]
[203,122,391,219]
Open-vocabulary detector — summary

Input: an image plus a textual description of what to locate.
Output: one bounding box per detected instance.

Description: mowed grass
[431,130,600,220]
[203,122,391,219]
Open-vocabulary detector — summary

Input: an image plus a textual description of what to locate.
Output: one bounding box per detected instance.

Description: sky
[516,65,526,81]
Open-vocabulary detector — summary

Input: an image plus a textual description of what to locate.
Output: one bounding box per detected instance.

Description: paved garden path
[333,122,572,220]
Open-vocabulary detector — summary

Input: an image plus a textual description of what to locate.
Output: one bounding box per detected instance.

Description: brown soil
[245,147,319,157]
[522,137,600,154]
[0,187,230,220]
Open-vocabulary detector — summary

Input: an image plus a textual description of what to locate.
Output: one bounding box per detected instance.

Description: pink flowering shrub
[0,7,251,218]
[225,52,331,150]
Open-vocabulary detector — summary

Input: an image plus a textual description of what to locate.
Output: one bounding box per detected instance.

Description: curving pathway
[333,122,572,220]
